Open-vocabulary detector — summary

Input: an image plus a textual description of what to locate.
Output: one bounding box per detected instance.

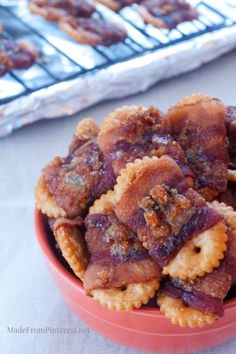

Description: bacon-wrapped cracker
[98,106,193,182]
[114,156,224,272]
[83,191,160,310]
[35,118,115,218]
[166,94,229,201]
[137,0,198,29]
[158,201,236,328]
[210,201,236,240]
[225,106,236,158]
[162,221,227,280]
[59,17,127,46]
[95,0,138,11]
[50,216,89,280]
[163,198,230,281]
[29,0,95,21]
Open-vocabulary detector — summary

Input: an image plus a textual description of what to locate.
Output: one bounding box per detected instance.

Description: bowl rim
[35,208,236,319]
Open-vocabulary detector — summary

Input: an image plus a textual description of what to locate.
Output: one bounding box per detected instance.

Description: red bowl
[35,209,236,353]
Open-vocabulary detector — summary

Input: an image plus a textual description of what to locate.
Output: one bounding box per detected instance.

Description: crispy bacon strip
[59,16,127,46]
[98,106,193,180]
[83,189,160,295]
[29,0,95,21]
[137,0,198,29]
[36,118,116,218]
[167,94,229,201]
[42,139,115,218]
[159,201,236,317]
[114,156,223,267]
[84,212,160,293]
[159,228,236,317]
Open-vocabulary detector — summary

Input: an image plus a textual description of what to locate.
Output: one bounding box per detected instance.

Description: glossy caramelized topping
[167,94,229,201]
[84,212,160,293]
[114,155,223,267]
[159,225,236,317]
[98,106,193,178]
[42,140,115,218]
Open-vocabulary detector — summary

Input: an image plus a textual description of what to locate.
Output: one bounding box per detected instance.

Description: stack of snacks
[35,93,236,328]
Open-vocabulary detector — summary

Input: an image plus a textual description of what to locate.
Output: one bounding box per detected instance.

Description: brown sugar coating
[162,220,227,280]
[96,0,138,11]
[137,0,198,29]
[83,192,160,310]
[139,184,196,239]
[36,118,116,219]
[59,17,127,46]
[98,106,193,179]
[84,212,160,293]
[159,201,236,319]
[42,139,115,218]
[35,94,236,325]
[167,94,229,201]
[114,156,223,267]
[29,0,95,21]
[159,227,236,318]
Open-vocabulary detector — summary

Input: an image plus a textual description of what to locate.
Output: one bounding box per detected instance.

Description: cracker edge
[91,279,159,311]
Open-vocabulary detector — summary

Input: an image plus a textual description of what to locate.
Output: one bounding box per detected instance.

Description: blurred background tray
[0,0,236,135]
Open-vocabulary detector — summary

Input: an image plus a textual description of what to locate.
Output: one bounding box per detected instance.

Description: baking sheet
[0,0,236,136]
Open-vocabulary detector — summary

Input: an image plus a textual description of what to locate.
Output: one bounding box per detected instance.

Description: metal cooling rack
[0,1,235,105]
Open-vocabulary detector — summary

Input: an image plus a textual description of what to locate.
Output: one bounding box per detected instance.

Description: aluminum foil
[0,0,236,136]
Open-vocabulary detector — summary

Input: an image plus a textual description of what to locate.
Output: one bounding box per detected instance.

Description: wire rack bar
[0,1,235,105]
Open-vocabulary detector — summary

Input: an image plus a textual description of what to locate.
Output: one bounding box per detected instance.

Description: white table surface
[1,48,236,354]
